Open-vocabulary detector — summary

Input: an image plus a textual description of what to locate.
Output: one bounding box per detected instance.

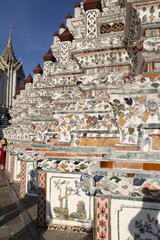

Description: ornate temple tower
[3,1,160,239]
[0,21,25,138]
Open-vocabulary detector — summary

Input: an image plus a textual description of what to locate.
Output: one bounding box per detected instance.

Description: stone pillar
[8,152,12,172]
[37,171,46,227]
[74,1,81,17]
[60,41,71,65]
[43,49,56,79]
[9,66,13,108]
[5,151,9,171]
[53,31,59,46]
[83,0,102,38]
[59,23,65,35]
[59,27,74,65]
[33,63,43,88]
[12,71,17,96]
[94,197,110,240]
[10,154,15,183]
[20,161,26,199]
[66,13,72,29]
[86,9,100,38]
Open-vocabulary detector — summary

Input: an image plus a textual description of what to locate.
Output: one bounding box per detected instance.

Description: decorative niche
[100,22,124,34]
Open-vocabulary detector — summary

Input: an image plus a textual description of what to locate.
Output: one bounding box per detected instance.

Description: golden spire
[7,19,12,48]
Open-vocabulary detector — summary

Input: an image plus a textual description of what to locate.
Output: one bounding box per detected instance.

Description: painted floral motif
[76,50,129,69]
[53,179,84,220]
[29,108,117,142]
[110,79,160,144]
[131,39,143,53]
[112,99,125,117]
[48,224,92,233]
[135,3,160,25]
[99,231,106,239]
[94,175,160,198]
[2,1,160,236]
[95,198,109,240]
[52,119,59,127]
[39,159,97,173]
[134,214,160,240]
[80,174,95,196]
[99,219,106,228]
[86,116,98,128]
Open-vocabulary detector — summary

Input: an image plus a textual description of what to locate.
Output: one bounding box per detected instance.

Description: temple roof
[1,19,18,65]
[66,13,72,19]
[83,0,102,12]
[74,1,80,8]
[33,63,43,75]
[24,74,33,84]
[0,20,25,76]
[59,23,65,29]
[53,31,59,37]
[59,27,74,42]
[43,49,56,62]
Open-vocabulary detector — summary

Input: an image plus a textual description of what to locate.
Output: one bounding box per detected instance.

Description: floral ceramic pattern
[36,75,77,88]
[135,4,160,25]
[80,174,96,196]
[39,159,97,173]
[95,198,109,240]
[95,175,160,198]
[2,0,160,235]
[76,50,129,69]
[109,76,160,145]
[72,34,124,52]
[48,224,92,233]
[133,213,160,240]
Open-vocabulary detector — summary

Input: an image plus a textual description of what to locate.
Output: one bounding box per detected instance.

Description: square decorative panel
[46,173,93,229]
[110,199,160,240]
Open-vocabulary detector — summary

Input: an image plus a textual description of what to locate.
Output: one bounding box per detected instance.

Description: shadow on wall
[128,189,160,240]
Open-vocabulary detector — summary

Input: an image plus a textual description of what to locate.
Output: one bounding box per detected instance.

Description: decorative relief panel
[75,49,129,69]
[110,199,160,240]
[92,173,160,199]
[134,3,160,25]
[46,173,93,229]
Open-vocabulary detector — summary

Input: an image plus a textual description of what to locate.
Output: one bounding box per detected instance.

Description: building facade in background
[0,21,25,138]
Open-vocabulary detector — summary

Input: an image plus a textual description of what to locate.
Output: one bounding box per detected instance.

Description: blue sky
[0,0,78,77]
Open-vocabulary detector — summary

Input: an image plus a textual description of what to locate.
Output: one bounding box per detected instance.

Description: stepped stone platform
[2,0,160,239]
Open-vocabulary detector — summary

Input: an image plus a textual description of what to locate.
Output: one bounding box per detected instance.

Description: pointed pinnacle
[7,18,12,48]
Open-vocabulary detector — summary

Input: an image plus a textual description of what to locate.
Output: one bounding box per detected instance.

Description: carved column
[20,161,26,199]
[37,171,46,227]
[10,154,15,183]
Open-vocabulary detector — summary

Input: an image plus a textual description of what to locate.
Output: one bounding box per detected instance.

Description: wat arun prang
[3,1,160,239]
